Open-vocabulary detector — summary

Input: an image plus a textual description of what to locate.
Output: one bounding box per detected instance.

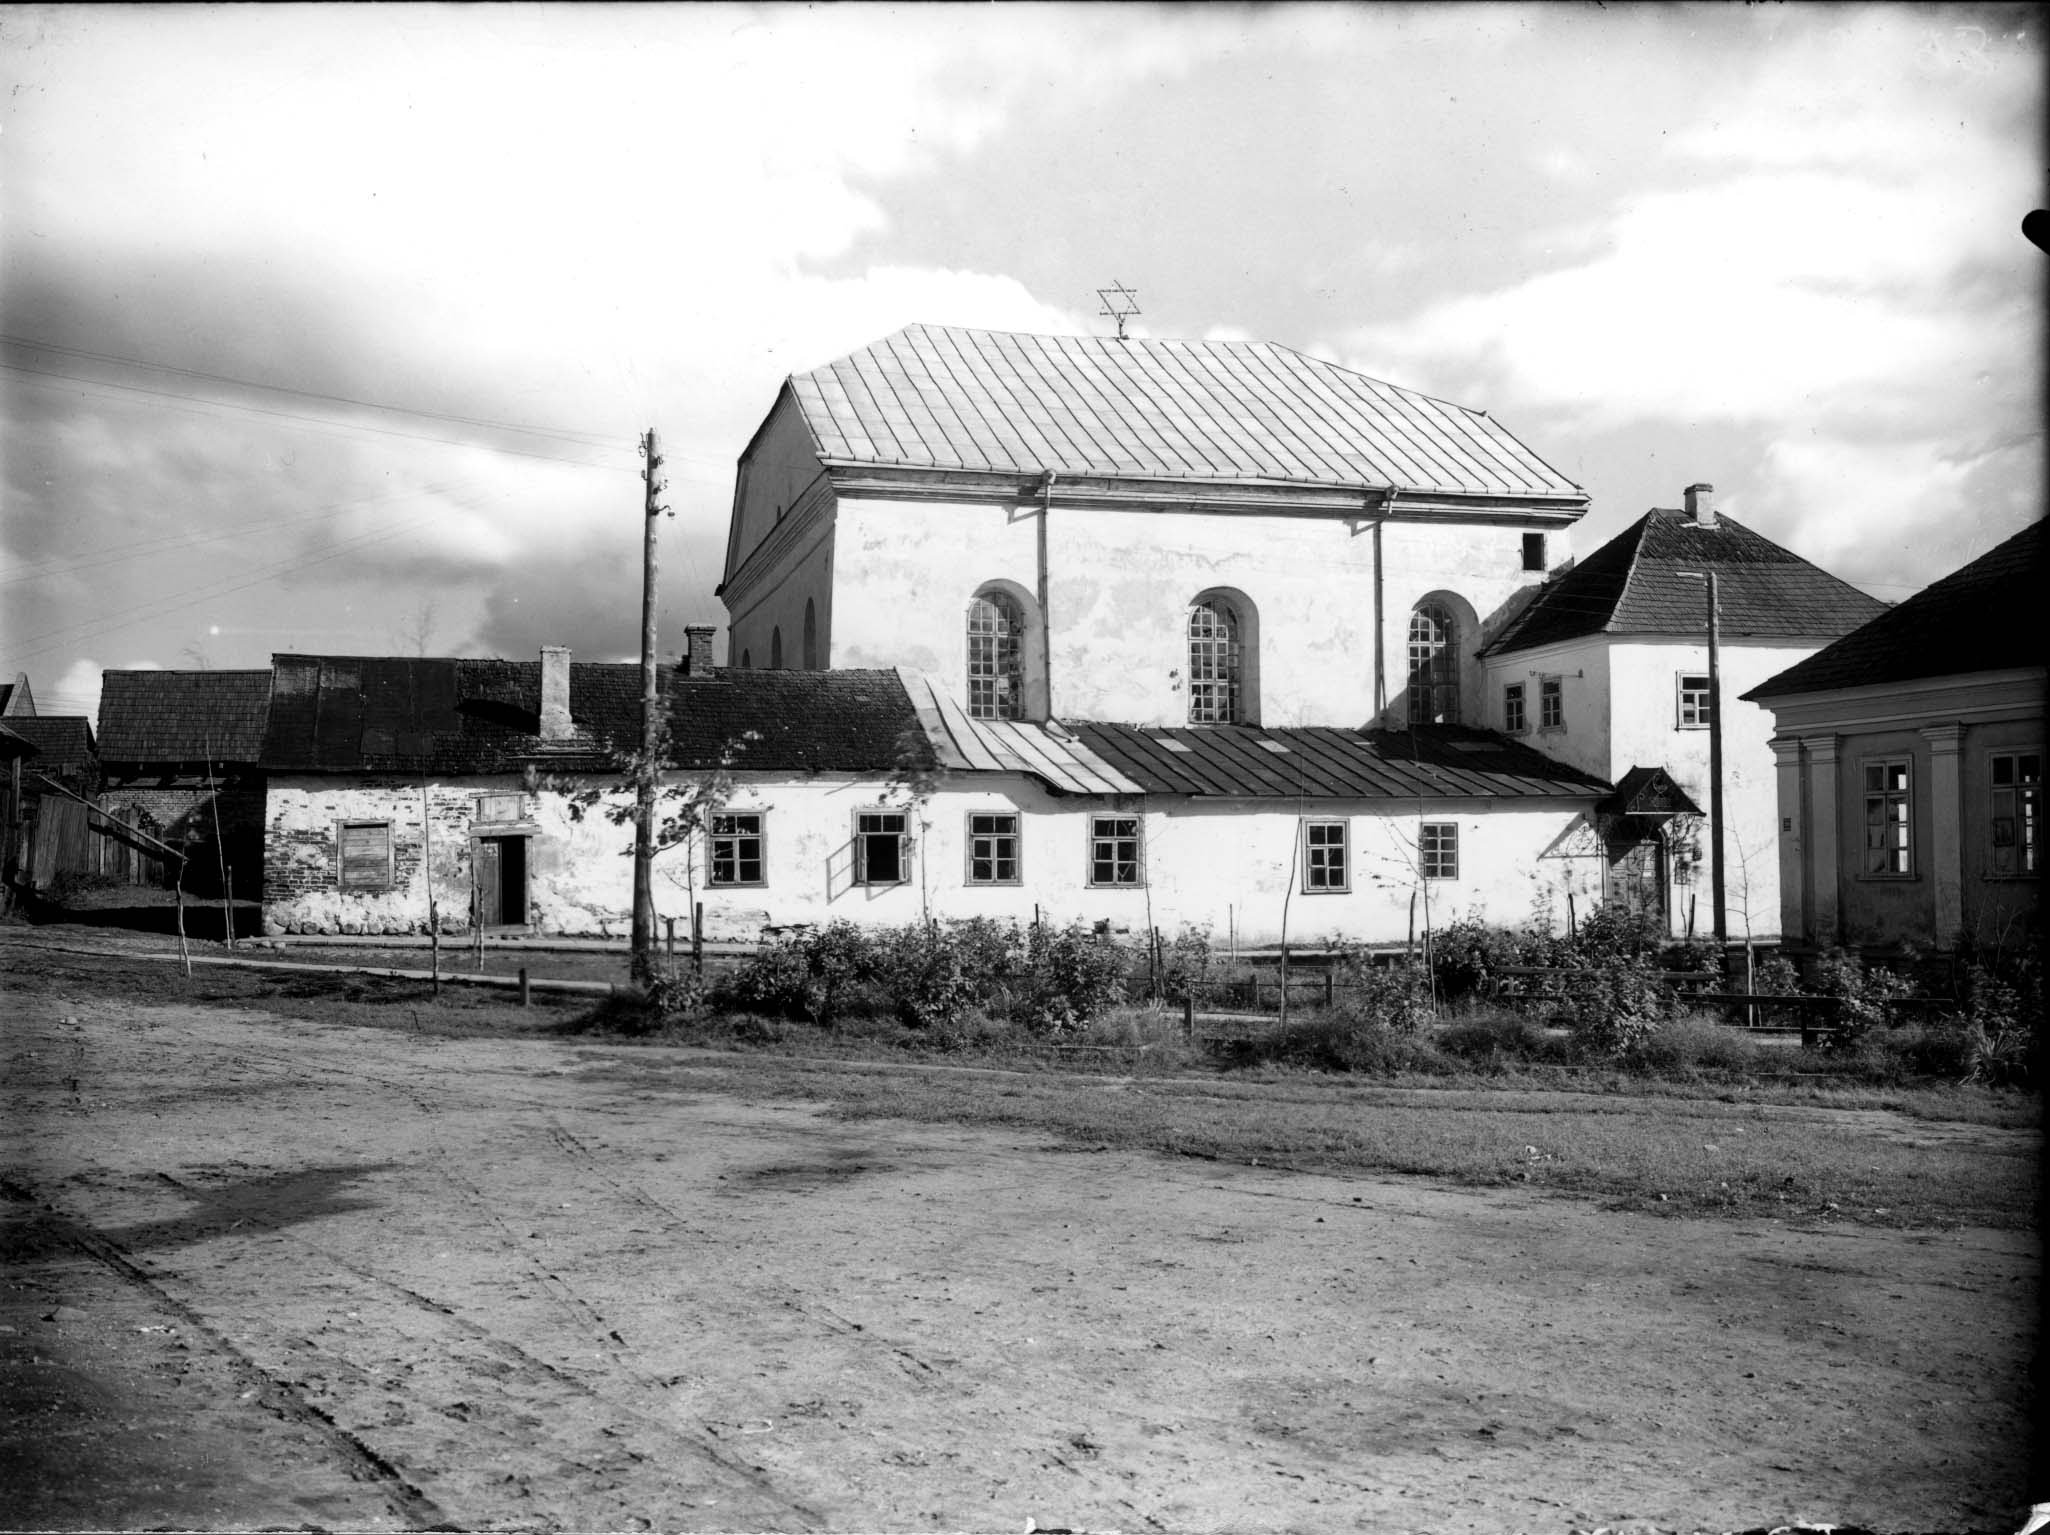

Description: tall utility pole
[1678,569,1728,944]
[633,428,666,983]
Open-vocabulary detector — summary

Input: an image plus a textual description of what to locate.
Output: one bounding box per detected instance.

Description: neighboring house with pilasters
[1744,520,2044,954]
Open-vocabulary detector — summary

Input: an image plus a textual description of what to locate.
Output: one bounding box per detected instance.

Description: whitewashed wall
[815,495,1567,729]
[264,770,1605,946]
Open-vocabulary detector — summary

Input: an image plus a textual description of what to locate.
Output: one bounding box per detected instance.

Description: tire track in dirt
[0,1174,454,1532]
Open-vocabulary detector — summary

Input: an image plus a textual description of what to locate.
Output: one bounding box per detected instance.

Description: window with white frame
[1503,682,1526,734]
[1088,814,1143,887]
[967,590,1025,720]
[966,812,1021,884]
[853,810,909,885]
[1303,820,1349,892]
[1990,751,2041,877]
[1187,598,1243,724]
[1677,673,1713,729]
[338,821,394,889]
[1862,759,1913,876]
[709,813,766,887]
[1420,822,1459,880]
[1539,676,1564,730]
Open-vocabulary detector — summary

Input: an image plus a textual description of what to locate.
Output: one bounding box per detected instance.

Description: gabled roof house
[1744,520,2045,952]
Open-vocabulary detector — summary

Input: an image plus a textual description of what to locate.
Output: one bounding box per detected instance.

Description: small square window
[339,821,393,889]
[1303,820,1349,893]
[1420,822,1459,880]
[854,811,909,885]
[967,812,1021,884]
[1539,677,1564,730]
[1503,682,1526,734]
[1089,815,1144,887]
[1677,674,1712,729]
[475,792,525,823]
[710,813,766,887]
[1521,532,1546,571]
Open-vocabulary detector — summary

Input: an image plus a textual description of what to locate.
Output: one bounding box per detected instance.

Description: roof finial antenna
[1096,281,1141,341]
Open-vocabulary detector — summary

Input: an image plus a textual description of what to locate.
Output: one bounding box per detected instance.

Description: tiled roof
[1067,722,1609,801]
[1745,520,2047,700]
[788,324,1585,503]
[668,668,926,774]
[10,716,96,774]
[1483,509,1887,656]
[98,670,272,763]
[261,656,925,777]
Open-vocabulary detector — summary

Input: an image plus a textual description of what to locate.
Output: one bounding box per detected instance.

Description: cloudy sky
[2,3,2040,724]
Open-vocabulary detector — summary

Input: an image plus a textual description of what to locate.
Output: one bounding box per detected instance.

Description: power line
[4,486,517,663]
[2,332,626,449]
[1,361,642,475]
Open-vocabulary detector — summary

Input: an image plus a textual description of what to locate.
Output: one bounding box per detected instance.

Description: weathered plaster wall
[1481,637,1611,781]
[827,496,1567,728]
[677,773,1604,947]
[726,395,827,588]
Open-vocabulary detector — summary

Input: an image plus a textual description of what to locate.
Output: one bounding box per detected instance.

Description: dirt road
[2,978,2036,1532]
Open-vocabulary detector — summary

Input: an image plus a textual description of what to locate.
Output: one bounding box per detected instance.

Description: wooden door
[1604,830,1665,923]
[474,838,502,928]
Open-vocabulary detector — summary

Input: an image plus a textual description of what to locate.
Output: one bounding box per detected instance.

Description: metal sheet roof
[1066,722,1609,801]
[789,325,1585,501]
[900,671,1146,795]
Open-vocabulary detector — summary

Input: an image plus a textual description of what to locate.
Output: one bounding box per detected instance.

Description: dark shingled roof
[98,670,272,764]
[1744,520,2048,700]
[1067,722,1609,801]
[1483,508,1886,656]
[10,716,96,774]
[261,656,925,776]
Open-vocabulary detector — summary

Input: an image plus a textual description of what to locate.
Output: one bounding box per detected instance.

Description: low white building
[257,644,1611,947]
[1477,486,1885,939]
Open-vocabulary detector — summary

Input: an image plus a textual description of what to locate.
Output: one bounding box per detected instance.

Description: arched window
[1408,602,1459,724]
[770,626,784,670]
[802,599,818,670]
[967,589,1025,719]
[1188,597,1244,724]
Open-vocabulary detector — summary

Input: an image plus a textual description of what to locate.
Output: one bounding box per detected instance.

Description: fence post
[1182,995,1194,1040]
[1323,968,1335,1009]
[692,901,705,976]
[518,966,530,1008]
[666,916,676,973]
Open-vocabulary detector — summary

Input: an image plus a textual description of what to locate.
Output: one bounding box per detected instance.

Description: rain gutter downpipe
[1038,470,1057,721]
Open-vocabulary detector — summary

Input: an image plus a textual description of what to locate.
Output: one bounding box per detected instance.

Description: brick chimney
[539,646,572,740]
[1684,482,1717,527]
[681,624,717,677]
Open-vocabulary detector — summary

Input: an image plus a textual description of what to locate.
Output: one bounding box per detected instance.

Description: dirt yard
[2,961,2038,1532]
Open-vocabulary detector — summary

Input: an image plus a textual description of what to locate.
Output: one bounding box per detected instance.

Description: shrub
[1622,1014,1760,1077]
[1437,1012,1561,1069]
[1560,950,1674,1057]
[1264,1012,1454,1075]
[872,922,988,1030]
[1020,921,1128,1034]
[1809,946,1919,1047]
[1158,924,1218,1004]
[1336,956,1436,1033]
[714,921,878,1026]
[1429,917,1518,1004]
